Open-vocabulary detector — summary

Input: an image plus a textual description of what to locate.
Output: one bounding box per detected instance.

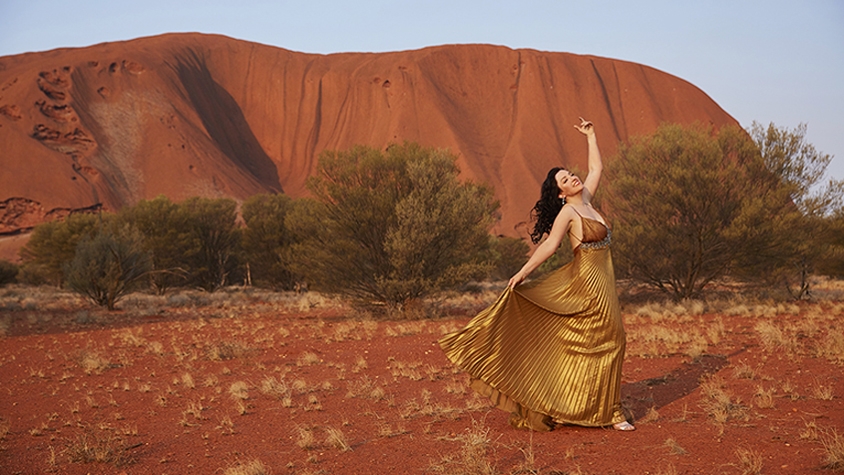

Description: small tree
[64,224,153,310]
[116,195,192,294]
[287,142,498,305]
[607,123,797,299]
[19,213,103,286]
[746,122,844,298]
[176,197,241,291]
[240,193,296,290]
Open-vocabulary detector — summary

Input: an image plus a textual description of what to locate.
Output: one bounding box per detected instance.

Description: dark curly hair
[529,167,566,244]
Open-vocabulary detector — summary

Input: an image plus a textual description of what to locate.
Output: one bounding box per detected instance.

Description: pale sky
[2,0,842,181]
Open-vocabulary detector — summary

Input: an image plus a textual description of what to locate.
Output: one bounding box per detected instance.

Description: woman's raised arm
[574,118,602,203]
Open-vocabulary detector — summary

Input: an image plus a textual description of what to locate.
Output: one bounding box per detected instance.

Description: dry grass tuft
[817,329,844,364]
[260,376,291,400]
[77,350,110,375]
[352,355,368,373]
[663,437,687,455]
[296,426,317,450]
[296,351,321,366]
[699,375,748,429]
[324,427,352,452]
[64,431,134,466]
[731,361,757,380]
[655,464,679,475]
[735,448,763,475]
[754,385,775,409]
[229,381,249,400]
[346,376,387,400]
[639,406,660,424]
[811,381,835,401]
[207,341,250,360]
[223,459,268,475]
[0,417,10,441]
[428,417,497,475]
[821,429,844,471]
[800,420,819,441]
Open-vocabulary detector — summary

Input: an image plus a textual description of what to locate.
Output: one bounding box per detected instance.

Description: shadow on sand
[621,352,738,421]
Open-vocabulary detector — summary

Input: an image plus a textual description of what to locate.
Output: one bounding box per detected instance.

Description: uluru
[0,33,738,250]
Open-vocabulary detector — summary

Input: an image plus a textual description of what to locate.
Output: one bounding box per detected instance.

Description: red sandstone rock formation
[0,33,737,246]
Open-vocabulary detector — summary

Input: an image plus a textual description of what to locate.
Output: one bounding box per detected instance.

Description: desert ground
[0,281,842,475]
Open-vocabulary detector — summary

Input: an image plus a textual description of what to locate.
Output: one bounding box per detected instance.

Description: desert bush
[176,197,241,291]
[19,213,103,286]
[0,260,18,286]
[115,195,191,293]
[64,224,153,310]
[743,122,844,298]
[485,235,529,281]
[607,123,799,299]
[240,193,297,289]
[287,142,498,305]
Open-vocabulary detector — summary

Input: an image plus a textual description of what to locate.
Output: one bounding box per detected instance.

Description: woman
[439,118,634,432]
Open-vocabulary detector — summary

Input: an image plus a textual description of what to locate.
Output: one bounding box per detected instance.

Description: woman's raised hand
[573,117,594,136]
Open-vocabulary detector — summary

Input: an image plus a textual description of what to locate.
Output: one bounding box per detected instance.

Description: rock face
[0,33,737,240]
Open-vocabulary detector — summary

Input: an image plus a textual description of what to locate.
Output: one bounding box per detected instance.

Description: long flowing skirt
[439,246,626,431]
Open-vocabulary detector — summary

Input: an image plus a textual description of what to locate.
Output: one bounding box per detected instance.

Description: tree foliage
[287,142,498,304]
[607,123,798,299]
[240,193,296,290]
[747,122,844,296]
[486,236,530,281]
[116,195,191,294]
[19,213,103,286]
[176,197,241,291]
[64,224,153,310]
[0,260,18,286]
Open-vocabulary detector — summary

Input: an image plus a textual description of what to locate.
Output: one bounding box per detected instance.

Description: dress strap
[567,207,584,245]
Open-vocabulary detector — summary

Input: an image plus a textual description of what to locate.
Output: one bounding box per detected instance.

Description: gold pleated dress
[439,214,626,431]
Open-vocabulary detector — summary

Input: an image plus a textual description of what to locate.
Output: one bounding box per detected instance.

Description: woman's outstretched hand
[573,117,594,136]
[508,272,526,289]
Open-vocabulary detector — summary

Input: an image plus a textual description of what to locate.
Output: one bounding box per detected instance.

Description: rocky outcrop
[0,33,738,243]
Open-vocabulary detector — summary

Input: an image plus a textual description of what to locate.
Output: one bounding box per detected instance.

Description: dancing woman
[439,118,634,431]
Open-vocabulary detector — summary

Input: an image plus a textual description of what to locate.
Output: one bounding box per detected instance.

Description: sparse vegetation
[0,282,841,473]
[428,418,497,475]
[64,430,134,466]
[223,459,268,475]
[822,429,844,471]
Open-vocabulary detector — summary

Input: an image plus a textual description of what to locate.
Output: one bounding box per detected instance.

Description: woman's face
[555,169,583,198]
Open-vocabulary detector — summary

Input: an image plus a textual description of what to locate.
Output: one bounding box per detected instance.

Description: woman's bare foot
[613,421,636,431]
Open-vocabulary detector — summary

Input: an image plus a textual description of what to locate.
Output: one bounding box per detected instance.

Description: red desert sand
[0,285,842,474]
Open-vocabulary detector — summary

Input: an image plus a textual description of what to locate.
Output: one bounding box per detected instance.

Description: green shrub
[607,123,797,299]
[64,224,153,310]
[176,197,241,291]
[19,213,103,286]
[240,194,296,290]
[116,195,191,294]
[0,260,18,286]
[287,142,498,305]
[486,236,530,281]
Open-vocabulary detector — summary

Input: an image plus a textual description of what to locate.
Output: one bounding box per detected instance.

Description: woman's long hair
[529,167,565,244]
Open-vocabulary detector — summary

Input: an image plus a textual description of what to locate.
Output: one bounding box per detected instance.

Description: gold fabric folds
[439,217,626,431]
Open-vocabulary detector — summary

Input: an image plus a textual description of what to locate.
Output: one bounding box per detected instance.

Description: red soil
[0,33,737,242]
[0,289,841,474]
